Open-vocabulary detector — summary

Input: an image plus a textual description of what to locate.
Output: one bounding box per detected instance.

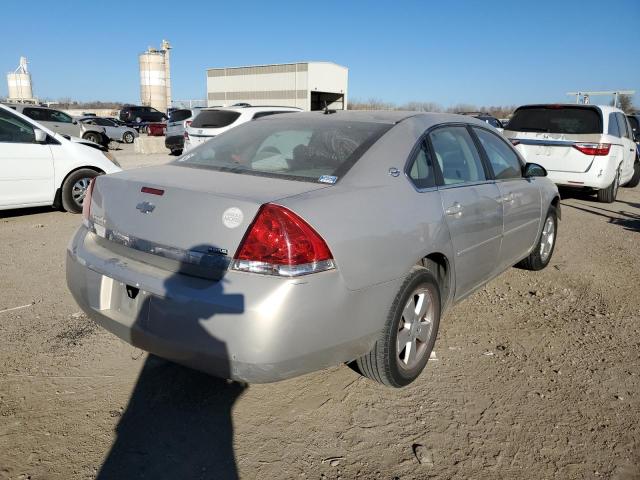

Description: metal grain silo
[7,57,34,102]
[139,40,171,113]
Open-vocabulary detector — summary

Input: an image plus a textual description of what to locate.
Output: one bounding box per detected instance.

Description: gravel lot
[1,145,639,479]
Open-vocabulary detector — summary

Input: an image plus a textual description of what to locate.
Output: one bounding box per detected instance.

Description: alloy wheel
[396,287,435,370]
[539,216,555,262]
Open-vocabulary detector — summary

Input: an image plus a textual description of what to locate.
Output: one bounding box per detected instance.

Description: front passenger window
[429,126,486,185]
[473,128,522,180]
[0,109,36,143]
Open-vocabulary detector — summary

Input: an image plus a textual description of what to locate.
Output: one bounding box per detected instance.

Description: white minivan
[505,104,640,202]
[0,104,121,213]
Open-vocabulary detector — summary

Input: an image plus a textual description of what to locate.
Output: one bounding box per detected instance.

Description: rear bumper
[546,156,618,189]
[165,135,184,151]
[66,226,398,383]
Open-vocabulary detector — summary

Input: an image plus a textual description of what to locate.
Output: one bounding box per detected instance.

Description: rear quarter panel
[279,118,455,293]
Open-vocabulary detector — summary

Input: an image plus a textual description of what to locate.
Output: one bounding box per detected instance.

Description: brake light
[509,139,521,146]
[572,143,611,156]
[82,178,96,223]
[185,120,192,128]
[232,204,335,276]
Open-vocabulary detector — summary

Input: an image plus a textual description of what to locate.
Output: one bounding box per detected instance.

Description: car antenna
[323,100,336,115]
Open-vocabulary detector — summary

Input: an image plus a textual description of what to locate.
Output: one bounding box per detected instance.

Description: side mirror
[523,162,547,178]
[73,120,78,125]
[34,128,47,143]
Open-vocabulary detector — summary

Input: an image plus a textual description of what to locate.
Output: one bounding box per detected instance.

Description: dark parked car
[457,112,504,129]
[119,105,167,124]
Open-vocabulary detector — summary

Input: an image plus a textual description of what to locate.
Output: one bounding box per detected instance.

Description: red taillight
[572,143,611,156]
[82,178,96,221]
[509,139,521,146]
[184,130,189,139]
[185,120,192,128]
[232,204,334,276]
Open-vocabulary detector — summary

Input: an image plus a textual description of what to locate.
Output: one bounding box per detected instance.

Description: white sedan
[0,104,121,213]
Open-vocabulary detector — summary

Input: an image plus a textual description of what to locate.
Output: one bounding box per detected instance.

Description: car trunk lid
[88,164,329,277]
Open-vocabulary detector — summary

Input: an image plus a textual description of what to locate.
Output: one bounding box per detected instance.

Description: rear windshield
[507,106,602,134]
[169,109,191,122]
[177,118,392,183]
[191,110,241,128]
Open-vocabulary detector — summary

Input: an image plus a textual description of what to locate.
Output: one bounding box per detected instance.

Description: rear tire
[170,149,183,156]
[355,266,441,387]
[61,168,99,213]
[597,167,620,203]
[123,131,135,144]
[623,160,640,188]
[516,206,557,271]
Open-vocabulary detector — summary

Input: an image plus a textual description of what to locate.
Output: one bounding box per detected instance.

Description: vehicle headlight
[103,150,121,167]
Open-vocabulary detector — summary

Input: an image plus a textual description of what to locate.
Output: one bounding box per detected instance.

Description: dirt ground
[1,145,639,479]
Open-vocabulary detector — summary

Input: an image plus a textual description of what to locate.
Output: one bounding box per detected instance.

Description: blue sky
[2,0,639,107]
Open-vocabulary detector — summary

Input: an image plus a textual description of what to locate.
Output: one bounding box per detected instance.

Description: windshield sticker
[318,175,338,184]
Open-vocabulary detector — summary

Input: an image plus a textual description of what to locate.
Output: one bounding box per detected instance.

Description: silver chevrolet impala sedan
[66,111,560,387]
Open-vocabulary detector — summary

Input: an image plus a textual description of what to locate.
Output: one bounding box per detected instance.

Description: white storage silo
[7,57,34,102]
[139,40,171,113]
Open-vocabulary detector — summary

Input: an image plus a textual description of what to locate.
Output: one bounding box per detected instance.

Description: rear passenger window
[407,141,435,189]
[608,113,621,137]
[616,113,630,139]
[473,128,522,180]
[429,126,486,185]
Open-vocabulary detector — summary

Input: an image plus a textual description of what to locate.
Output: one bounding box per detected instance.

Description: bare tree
[615,94,635,113]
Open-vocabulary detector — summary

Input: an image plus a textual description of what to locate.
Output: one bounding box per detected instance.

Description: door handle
[445,202,463,217]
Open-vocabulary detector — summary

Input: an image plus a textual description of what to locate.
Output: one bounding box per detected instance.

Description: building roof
[206,61,347,72]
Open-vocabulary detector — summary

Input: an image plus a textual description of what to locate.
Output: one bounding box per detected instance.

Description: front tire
[355,266,441,387]
[123,131,135,144]
[516,206,557,271]
[597,167,620,203]
[61,168,99,213]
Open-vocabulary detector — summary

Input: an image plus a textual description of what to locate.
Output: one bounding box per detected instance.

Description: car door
[0,108,55,207]
[96,118,118,140]
[472,126,542,270]
[616,113,636,181]
[428,125,503,300]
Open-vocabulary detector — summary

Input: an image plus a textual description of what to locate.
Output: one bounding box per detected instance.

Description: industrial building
[6,57,37,104]
[139,40,172,113]
[206,62,348,111]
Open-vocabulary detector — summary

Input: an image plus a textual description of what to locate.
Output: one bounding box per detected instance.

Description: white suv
[505,104,640,202]
[0,104,121,213]
[184,105,301,151]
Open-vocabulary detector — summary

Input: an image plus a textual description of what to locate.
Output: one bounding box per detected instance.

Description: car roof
[254,110,491,126]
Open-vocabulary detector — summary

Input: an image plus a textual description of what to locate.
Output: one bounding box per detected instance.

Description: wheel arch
[550,195,561,220]
[418,252,453,312]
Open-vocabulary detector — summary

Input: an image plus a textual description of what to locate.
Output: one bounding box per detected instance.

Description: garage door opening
[311,92,345,111]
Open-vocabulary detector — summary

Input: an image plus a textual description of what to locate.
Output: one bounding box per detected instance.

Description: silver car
[66,111,559,387]
[78,117,138,144]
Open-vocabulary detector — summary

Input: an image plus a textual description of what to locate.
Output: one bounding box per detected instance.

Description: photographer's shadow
[97,245,246,480]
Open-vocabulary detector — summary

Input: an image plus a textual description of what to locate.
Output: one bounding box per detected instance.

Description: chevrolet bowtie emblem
[136,201,155,214]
